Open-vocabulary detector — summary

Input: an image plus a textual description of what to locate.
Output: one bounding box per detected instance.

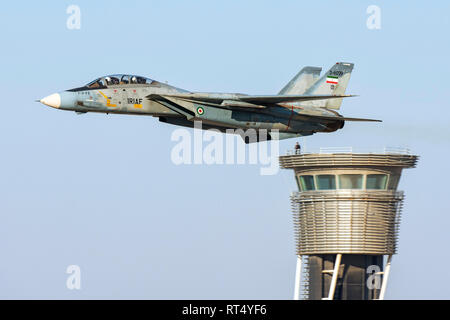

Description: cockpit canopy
[86,74,154,88]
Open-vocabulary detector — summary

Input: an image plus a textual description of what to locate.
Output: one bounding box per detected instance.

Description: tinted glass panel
[89,74,154,86]
[130,76,138,84]
[366,174,388,189]
[387,174,400,190]
[120,75,130,84]
[299,175,315,191]
[316,175,336,190]
[86,78,105,88]
[339,174,363,189]
[105,76,120,85]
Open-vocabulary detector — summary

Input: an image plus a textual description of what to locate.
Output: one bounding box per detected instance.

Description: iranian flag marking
[326,75,339,84]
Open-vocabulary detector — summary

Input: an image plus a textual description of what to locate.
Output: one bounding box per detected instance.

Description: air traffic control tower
[279,148,418,300]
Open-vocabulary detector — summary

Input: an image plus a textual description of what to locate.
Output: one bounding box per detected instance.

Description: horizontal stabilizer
[302,114,381,122]
[336,117,381,122]
[238,94,355,105]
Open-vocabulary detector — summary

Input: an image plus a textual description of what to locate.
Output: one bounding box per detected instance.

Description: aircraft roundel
[196,107,204,115]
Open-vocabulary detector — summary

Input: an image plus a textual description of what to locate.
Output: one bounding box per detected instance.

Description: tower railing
[285,146,411,156]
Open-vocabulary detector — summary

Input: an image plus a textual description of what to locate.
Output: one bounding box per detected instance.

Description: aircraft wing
[148,93,355,108]
[146,94,380,122]
[147,94,196,118]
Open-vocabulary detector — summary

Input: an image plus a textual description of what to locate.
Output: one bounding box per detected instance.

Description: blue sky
[0,1,449,299]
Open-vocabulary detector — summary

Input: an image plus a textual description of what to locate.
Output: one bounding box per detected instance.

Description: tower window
[316,175,336,190]
[299,175,315,191]
[339,174,363,189]
[366,174,388,190]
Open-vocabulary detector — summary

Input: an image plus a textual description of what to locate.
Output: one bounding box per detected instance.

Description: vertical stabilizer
[303,62,354,110]
[279,66,322,95]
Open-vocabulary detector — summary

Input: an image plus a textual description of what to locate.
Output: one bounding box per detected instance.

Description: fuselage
[39,74,344,138]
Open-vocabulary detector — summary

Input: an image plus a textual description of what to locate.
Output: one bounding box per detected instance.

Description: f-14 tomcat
[39,62,379,142]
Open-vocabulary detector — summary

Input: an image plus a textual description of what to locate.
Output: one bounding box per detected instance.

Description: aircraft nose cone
[40,93,61,108]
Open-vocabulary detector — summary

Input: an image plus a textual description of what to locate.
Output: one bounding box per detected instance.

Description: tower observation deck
[279,147,418,300]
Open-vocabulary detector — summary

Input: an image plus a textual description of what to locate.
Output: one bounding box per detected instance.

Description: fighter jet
[39,62,380,142]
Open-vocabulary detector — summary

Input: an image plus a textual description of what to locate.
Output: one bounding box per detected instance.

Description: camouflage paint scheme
[39,62,379,142]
